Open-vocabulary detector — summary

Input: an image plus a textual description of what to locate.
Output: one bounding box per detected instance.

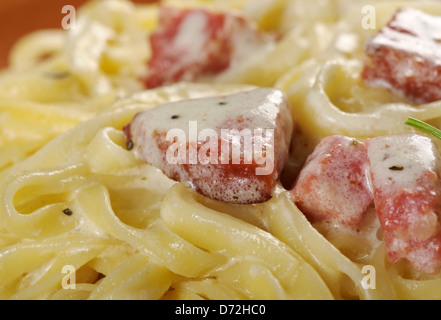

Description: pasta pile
[1,0,441,300]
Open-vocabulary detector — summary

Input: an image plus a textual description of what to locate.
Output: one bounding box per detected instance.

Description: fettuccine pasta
[1,0,441,300]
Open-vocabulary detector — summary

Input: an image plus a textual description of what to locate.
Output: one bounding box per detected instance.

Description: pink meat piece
[143,6,273,89]
[291,135,373,229]
[366,133,441,274]
[362,8,441,104]
[123,88,293,204]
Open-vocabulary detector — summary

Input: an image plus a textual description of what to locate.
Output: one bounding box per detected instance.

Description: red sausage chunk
[366,134,441,274]
[362,8,441,104]
[143,6,272,88]
[123,88,293,204]
[291,135,373,229]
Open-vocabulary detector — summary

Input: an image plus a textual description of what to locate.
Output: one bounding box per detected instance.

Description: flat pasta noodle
[161,183,334,300]
[278,59,441,144]
[1,0,441,300]
[0,234,111,299]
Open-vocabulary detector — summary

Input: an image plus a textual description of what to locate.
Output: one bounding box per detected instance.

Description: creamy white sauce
[173,11,209,63]
[368,8,441,65]
[130,88,290,174]
[128,88,293,203]
[366,134,439,193]
[228,17,274,67]
[133,88,285,134]
[389,8,441,42]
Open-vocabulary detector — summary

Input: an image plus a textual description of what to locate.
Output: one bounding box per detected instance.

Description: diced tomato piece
[291,135,373,229]
[362,8,441,104]
[143,6,271,88]
[366,133,441,274]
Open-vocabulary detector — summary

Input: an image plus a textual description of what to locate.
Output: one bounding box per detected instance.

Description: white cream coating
[389,8,441,42]
[228,16,275,68]
[131,88,286,164]
[173,11,209,66]
[366,134,439,192]
[169,8,274,82]
[128,88,293,203]
[366,133,441,273]
[367,8,441,65]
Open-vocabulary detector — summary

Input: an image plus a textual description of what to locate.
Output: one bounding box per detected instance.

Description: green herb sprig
[405,117,441,140]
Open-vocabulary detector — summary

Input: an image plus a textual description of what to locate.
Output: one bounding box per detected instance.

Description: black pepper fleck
[63,208,73,216]
[126,140,134,150]
[218,101,227,105]
[171,115,180,119]
[389,166,404,171]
